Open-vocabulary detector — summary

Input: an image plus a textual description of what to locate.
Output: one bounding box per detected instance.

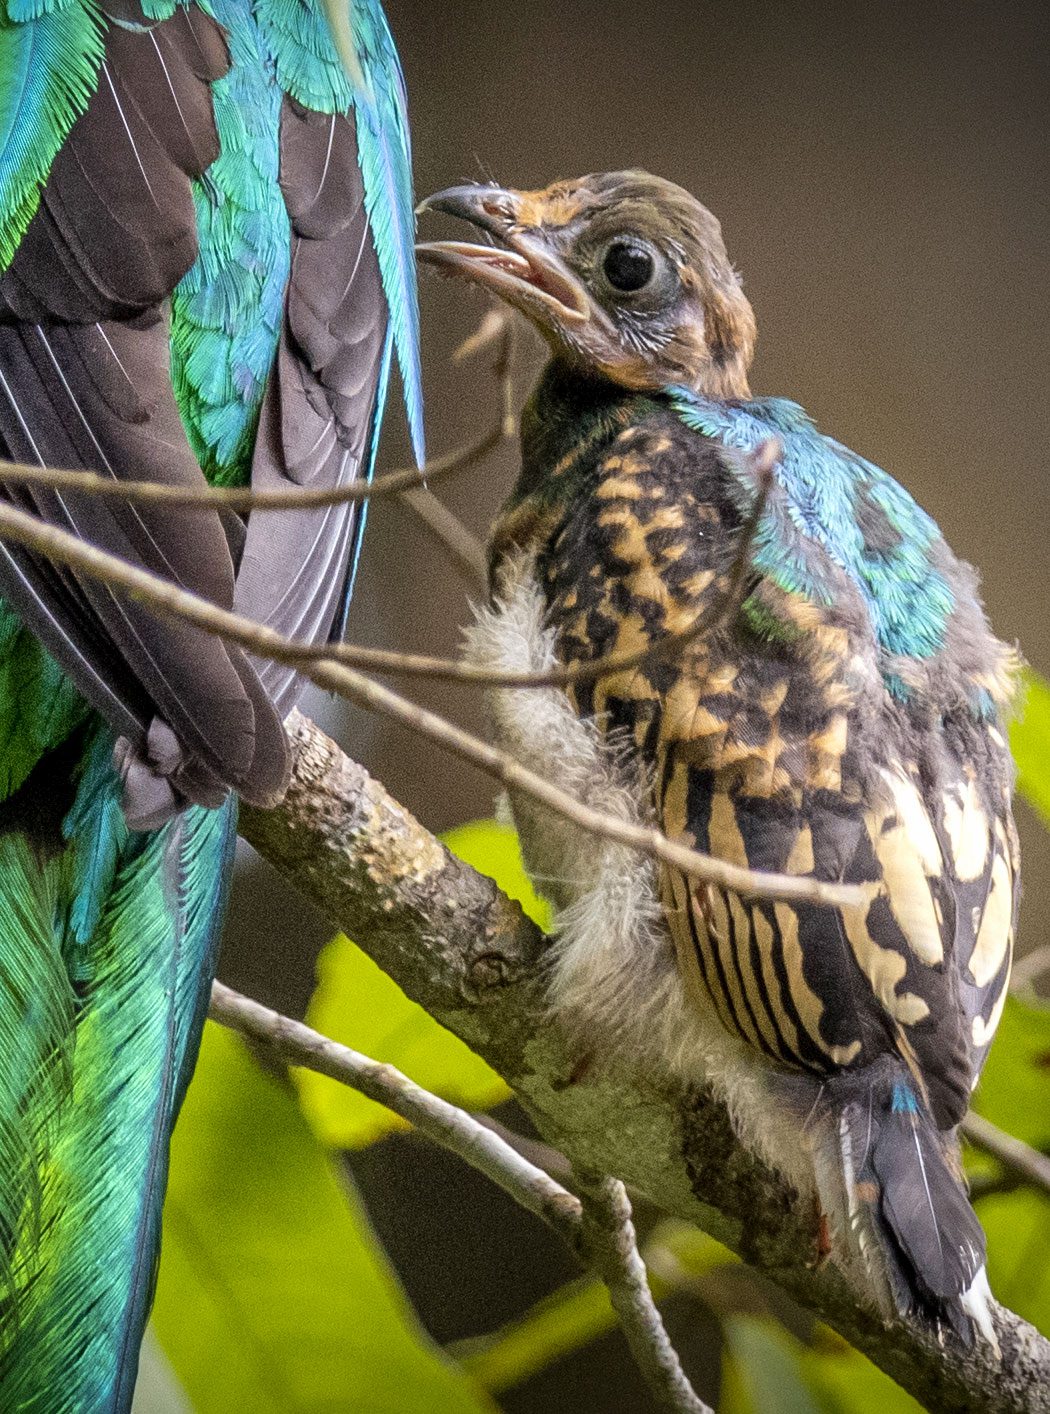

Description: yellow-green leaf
[152,1024,494,1414]
[970,994,1050,1336]
[798,1334,923,1414]
[972,995,1050,1150]
[1011,668,1050,827]
[297,820,548,1149]
[456,1221,727,1393]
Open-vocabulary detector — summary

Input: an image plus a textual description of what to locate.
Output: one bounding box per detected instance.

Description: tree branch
[210,982,715,1409]
[208,981,582,1247]
[962,1112,1050,1197]
[0,498,858,908]
[576,1171,712,1413]
[236,711,1050,1414]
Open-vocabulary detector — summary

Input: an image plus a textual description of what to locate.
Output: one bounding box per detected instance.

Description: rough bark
[239,710,1050,1414]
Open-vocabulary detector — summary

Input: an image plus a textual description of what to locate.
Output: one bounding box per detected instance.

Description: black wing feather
[0,3,288,813]
[234,98,388,713]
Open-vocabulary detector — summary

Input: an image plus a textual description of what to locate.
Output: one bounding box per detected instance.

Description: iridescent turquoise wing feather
[0,0,421,1406]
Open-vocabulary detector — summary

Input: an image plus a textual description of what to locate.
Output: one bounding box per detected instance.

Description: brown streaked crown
[418,170,756,398]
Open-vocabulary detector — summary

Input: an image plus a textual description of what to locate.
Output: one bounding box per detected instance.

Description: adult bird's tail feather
[0,726,236,1412]
[813,1063,998,1351]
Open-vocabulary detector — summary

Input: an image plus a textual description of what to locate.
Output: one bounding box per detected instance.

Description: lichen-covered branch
[239,711,1050,1414]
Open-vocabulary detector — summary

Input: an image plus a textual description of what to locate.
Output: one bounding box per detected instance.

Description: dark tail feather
[817,1067,997,1350]
[0,727,236,1412]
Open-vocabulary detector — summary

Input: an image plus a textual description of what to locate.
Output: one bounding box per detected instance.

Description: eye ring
[601,239,656,293]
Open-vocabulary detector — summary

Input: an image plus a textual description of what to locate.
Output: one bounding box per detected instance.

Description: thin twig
[576,1171,712,1414]
[398,486,489,593]
[208,982,583,1247]
[0,425,498,514]
[961,1111,1050,1196]
[0,312,516,515]
[0,498,860,908]
[469,1113,575,1186]
[213,982,723,1406]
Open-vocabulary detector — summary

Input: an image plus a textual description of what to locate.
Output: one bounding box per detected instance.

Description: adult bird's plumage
[419,171,1017,1346]
[0,0,420,1404]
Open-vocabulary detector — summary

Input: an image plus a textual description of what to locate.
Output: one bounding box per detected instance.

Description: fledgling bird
[418,172,1018,1346]
[0,0,420,1406]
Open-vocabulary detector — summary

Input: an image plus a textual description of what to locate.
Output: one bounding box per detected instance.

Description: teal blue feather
[172,0,422,485]
[171,0,290,486]
[256,0,424,463]
[667,390,955,674]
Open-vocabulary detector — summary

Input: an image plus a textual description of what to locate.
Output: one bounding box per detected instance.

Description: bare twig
[211,982,721,1405]
[577,1171,712,1414]
[0,498,859,908]
[0,428,774,699]
[0,315,516,516]
[398,486,489,593]
[962,1111,1050,1196]
[208,981,583,1247]
[0,423,498,514]
[469,1113,575,1186]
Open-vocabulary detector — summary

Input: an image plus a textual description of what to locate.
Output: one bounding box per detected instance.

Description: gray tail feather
[814,1064,997,1350]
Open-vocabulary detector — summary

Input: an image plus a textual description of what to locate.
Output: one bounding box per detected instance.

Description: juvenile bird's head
[417,171,756,398]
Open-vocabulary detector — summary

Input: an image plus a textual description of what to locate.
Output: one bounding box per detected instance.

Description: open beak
[416,185,589,325]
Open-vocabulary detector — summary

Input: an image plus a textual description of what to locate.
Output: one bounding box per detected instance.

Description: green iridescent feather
[0,737,236,1410]
[0,0,105,269]
[0,0,420,1405]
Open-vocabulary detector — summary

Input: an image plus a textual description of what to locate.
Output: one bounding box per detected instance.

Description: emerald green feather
[0,736,236,1411]
[0,0,105,269]
[0,607,89,799]
[170,0,290,487]
[0,835,73,1296]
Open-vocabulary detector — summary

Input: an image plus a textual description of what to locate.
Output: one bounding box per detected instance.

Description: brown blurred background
[218,1,1050,1406]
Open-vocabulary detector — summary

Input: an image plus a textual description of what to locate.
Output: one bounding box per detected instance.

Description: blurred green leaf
[720,1319,822,1414]
[295,938,511,1148]
[979,1188,1050,1336]
[457,1221,728,1393]
[297,820,548,1148]
[152,1024,494,1414]
[972,995,1050,1149]
[721,1318,924,1414]
[1012,668,1050,827]
[797,1336,923,1414]
[970,993,1050,1336]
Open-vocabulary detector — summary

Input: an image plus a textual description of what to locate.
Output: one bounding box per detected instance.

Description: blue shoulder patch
[667,389,954,668]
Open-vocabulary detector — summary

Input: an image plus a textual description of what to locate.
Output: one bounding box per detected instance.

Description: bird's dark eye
[602,240,655,293]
